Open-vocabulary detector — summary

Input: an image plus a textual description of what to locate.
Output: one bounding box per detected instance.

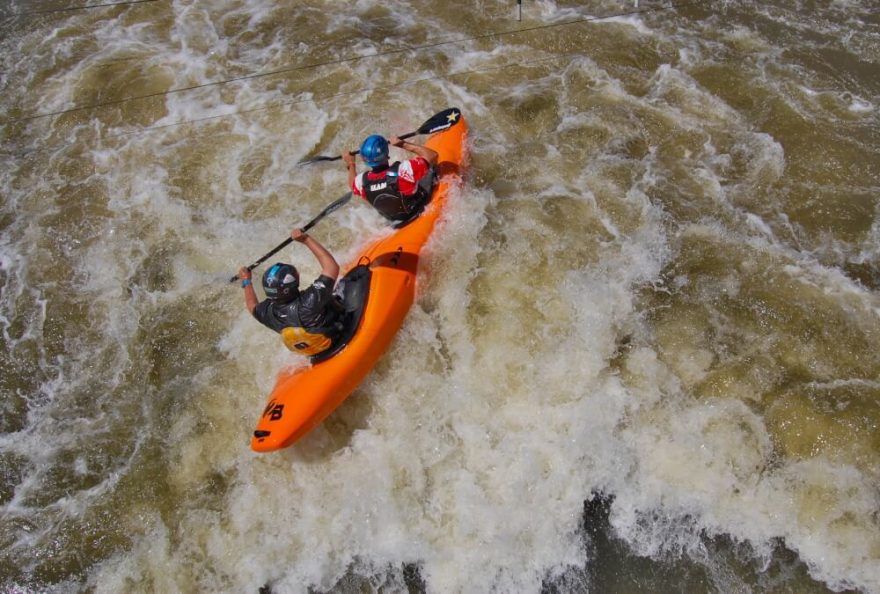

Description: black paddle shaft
[298,107,461,164]
[229,192,352,283]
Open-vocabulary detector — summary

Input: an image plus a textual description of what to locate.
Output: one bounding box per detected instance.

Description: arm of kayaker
[390,136,438,166]
[292,228,339,280]
[342,151,358,190]
[239,266,258,315]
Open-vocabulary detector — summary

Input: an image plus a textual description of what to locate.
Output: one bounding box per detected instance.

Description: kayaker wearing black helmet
[238,228,341,356]
[343,134,438,225]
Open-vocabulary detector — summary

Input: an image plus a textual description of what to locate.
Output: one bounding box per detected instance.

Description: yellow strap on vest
[281,326,332,356]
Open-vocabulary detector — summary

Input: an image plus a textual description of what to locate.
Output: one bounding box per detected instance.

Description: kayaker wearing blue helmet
[343,133,438,225]
[238,228,341,356]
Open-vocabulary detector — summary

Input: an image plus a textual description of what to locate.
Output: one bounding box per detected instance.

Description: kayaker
[343,134,439,225]
[238,228,341,356]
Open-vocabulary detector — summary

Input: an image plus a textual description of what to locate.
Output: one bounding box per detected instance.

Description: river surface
[1,0,878,592]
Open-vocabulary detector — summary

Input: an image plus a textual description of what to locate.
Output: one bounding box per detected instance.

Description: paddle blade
[298,155,342,164]
[298,150,359,165]
[416,107,462,136]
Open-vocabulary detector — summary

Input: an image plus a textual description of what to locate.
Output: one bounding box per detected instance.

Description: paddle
[229,192,352,283]
[298,107,461,164]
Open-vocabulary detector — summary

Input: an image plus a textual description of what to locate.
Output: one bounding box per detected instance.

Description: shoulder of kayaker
[300,274,336,310]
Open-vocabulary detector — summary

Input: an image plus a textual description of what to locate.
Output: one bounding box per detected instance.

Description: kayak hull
[251,111,468,452]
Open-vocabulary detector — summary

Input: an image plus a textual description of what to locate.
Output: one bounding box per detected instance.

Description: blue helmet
[360,134,389,169]
[262,262,299,302]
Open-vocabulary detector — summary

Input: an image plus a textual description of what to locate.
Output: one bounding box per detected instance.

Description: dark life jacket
[361,162,431,223]
[257,296,341,356]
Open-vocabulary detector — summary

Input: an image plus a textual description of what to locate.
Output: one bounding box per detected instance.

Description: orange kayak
[251,110,468,452]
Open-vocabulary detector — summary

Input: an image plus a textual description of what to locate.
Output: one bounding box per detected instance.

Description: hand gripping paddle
[229,192,352,283]
[298,107,461,164]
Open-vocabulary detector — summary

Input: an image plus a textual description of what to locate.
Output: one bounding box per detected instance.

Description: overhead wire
[1,0,161,17]
[115,52,580,138]
[0,0,706,159]
[3,51,579,159]
[3,0,703,125]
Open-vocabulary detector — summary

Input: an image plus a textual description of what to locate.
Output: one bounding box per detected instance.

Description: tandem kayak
[251,109,468,452]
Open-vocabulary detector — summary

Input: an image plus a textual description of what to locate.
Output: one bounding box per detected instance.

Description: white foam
[3,1,880,592]
[848,96,874,113]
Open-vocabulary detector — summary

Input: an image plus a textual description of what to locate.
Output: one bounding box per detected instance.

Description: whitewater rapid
[1,0,878,592]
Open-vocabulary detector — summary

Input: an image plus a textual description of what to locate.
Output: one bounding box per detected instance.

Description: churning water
[1,0,878,592]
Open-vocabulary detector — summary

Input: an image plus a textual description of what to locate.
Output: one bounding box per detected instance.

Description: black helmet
[262,262,299,302]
